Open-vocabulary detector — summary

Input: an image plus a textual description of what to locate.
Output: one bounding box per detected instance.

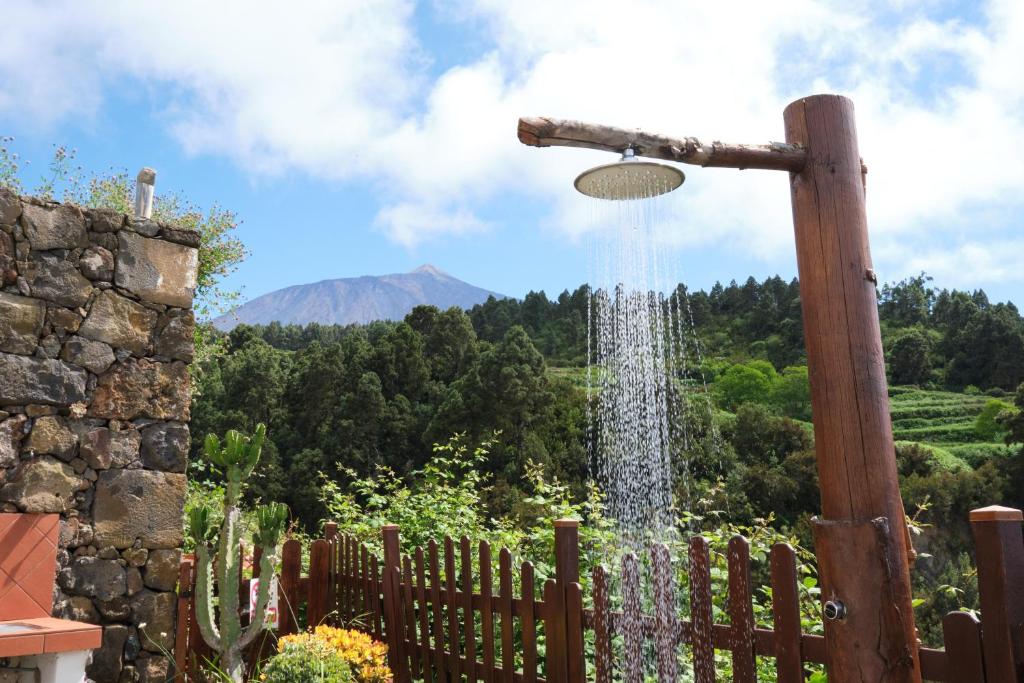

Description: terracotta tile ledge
[0,617,102,657]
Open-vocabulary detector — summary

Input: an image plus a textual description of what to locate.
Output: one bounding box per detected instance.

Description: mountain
[212,265,505,330]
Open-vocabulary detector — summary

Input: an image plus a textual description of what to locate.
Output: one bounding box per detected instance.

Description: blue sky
[1,0,1021,309]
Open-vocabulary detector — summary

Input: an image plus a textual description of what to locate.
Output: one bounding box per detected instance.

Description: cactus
[187,424,289,682]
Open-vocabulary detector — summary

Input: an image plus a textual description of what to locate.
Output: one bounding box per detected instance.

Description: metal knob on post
[824,600,848,621]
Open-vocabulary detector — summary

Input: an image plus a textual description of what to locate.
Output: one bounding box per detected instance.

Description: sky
[0,0,1021,308]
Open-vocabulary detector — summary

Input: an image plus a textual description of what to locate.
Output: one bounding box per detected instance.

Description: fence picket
[461,536,478,680]
[520,561,538,683]
[364,548,372,626]
[325,523,338,625]
[414,547,432,680]
[403,555,420,679]
[370,554,383,640]
[445,536,462,681]
[174,558,193,679]
[479,541,496,683]
[770,543,803,682]
[278,539,302,636]
[308,539,330,628]
[566,582,586,683]
[592,564,612,683]
[652,543,679,683]
[622,552,643,683]
[340,535,350,623]
[727,536,757,683]
[498,548,515,683]
[544,579,566,683]
[942,611,986,683]
[688,536,715,683]
[428,540,448,682]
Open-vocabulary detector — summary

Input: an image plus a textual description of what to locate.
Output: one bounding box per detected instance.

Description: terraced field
[889,387,1014,470]
[547,367,1014,471]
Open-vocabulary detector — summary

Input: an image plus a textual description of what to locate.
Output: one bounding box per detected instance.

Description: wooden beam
[517,116,806,172]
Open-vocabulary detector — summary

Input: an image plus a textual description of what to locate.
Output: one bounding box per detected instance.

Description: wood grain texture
[727,537,756,683]
[784,93,920,683]
[971,513,1024,681]
[769,543,803,683]
[518,116,806,171]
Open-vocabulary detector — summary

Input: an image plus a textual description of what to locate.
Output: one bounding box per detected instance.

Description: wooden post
[381,525,409,683]
[971,505,1024,681]
[783,94,921,682]
[553,520,583,683]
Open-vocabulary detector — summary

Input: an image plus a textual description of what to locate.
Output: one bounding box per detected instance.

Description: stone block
[0,188,21,224]
[25,415,78,459]
[0,291,44,354]
[47,304,84,334]
[78,290,157,356]
[86,624,128,682]
[115,232,198,307]
[0,352,88,406]
[61,335,116,374]
[89,359,189,421]
[86,207,125,233]
[81,245,115,281]
[59,556,127,601]
[142,549,180,591]
[20,202,86,249]
[153,309,194,362]
[0,455,87,512]
[158,226,201,248]
[28,251,92,307]
[93,469,186,549]
[130,590,176,653]
[0,415,27,468]
[139,422,189,473]
[0,230,15,285]
[79,426,141,470]
[137,655,171,683]
[61,595,100,623]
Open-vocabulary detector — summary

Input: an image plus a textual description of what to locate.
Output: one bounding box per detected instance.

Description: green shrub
[715,363,773,410]
[975,399,1015,441]
[261,637,354,683]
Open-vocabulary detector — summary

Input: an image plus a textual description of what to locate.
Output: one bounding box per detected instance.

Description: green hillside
[890,387,1015,469]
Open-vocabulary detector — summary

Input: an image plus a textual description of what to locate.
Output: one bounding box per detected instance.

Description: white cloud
[375,202,489,247]
[889,239,1024,289]
[1,0,1022,283]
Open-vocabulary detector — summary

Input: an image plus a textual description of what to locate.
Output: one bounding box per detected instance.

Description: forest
[190,273,1024,644]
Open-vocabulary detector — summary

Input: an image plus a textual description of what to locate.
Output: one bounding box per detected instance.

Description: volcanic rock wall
[0,189,197,682]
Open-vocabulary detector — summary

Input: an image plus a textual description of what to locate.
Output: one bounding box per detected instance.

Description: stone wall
[0,189,197,683]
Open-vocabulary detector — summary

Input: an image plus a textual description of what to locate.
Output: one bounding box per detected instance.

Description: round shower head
[574,149,684,200]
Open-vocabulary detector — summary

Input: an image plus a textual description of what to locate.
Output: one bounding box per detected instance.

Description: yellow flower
[286,625,391,682]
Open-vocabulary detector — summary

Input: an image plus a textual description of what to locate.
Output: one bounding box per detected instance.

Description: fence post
[971,505,1024,682]
[382,525,409,683]
[554,519,583,683]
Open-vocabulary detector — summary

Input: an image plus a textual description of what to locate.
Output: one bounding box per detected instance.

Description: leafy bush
[714,363,774,410]
[975,399,1015,441]
[262,634,354,683]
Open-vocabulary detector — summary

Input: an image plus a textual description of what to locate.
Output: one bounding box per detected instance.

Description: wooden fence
[174,506,1024,682]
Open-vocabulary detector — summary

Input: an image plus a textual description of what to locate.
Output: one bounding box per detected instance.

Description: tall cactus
[187,424,289,682]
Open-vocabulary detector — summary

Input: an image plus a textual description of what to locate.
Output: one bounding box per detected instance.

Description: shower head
[574,148,685,200]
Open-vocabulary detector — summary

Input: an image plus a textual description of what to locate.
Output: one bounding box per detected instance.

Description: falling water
[582,162,726,680]
[585,169,715,546]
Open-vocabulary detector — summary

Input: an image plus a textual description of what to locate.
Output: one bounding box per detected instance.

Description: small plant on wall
[187,423,289,682]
